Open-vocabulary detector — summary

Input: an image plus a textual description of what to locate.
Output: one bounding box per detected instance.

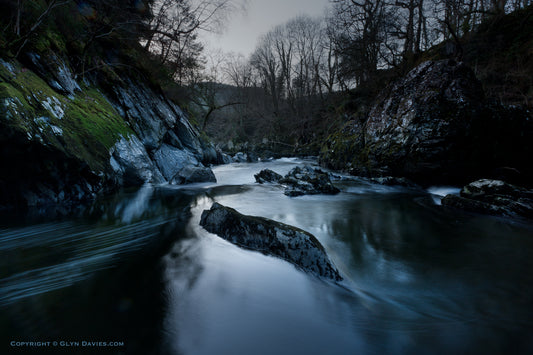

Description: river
[1,158,533,354]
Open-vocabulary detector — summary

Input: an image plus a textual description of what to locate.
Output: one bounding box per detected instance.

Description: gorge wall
[0,51,218,209]
[320,59,533,186]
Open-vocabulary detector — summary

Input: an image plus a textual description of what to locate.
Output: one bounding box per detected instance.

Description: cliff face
[0,51,217,209]
[320,60,533,186]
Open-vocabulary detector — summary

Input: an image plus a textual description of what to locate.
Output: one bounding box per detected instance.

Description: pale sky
[201,0,331,57]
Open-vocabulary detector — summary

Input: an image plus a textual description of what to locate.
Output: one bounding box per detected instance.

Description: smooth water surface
[1,159,533,354]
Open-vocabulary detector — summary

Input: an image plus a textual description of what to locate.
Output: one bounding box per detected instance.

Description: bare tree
[143,0,236,84]
[7,0,72,58]
[329,0,390,85]
[250,31,284,114]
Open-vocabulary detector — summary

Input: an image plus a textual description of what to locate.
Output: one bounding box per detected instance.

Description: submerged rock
[442,179,533,219]
[200,203,342,281]
[254,169,283,184]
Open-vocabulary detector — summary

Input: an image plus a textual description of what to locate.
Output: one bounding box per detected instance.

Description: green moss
[0,82,35,131]
[0,57,133,172]
[15,67,62,102]
[54,89,132,171]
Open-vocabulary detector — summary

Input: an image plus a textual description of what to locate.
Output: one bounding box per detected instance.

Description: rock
[233,152,248,163]
[254,169,283,184]
[102,76,207,161]
[442,179,533,219]
[200,203,342,281]
[362,60,483,181]
[152,144,200,181]
[491,167,523,186]
[441,194,505,216]
[171,166,216,184]
[280,166,340,196]
[216,148,233,164]
[320,59,533,184]
[24,52,81,96]
[153,144,216,185]
[110,135,165,186]
[201,144,218,164]
[247,151,259,162]
[370,176,420,188]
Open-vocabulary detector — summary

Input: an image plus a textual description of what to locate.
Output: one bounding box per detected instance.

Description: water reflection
[1,159,533,355]
[0,185,201,354]
[159,161,533,355]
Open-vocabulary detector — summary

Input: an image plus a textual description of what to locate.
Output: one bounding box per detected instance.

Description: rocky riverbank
[0,51,221,209]
[442,179,533,220]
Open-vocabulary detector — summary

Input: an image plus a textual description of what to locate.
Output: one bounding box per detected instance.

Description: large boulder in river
[254,169,283,184]
[281,166,340,197]
[200,203,342,281]
[170,166,216,184]
[320,59,533,185]
[442,179,533,219]
[254,166,340,196]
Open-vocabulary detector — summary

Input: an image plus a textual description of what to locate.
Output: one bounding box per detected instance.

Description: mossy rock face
[319,119,369,176]
[0,58,133,172]
[0,49,217,208]
[0,56,134,208]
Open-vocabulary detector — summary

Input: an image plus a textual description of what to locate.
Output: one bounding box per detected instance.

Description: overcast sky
[201,0,331,57]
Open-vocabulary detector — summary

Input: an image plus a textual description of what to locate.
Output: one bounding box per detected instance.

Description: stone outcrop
[254,166,340,196]
[442,179,533,219]
[200,203,342,281]
[170,166,216,184]
[232,151,259,163]
[110,135,165,186]
[281,166,340,197]
[254,169,283,184]
[320,59,533,185]
[0,50,218,209]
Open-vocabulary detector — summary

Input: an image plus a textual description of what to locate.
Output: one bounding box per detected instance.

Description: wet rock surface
[254,169,283,184]
[200,203,342,281]
[232,152,259,163]
[254,166,340,196]
[110,135,165,186]
[170,166,216,184]
[281,166,340,196]
[442,179,533,219]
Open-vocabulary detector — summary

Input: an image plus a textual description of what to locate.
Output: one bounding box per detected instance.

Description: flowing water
[1,158,533,354]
